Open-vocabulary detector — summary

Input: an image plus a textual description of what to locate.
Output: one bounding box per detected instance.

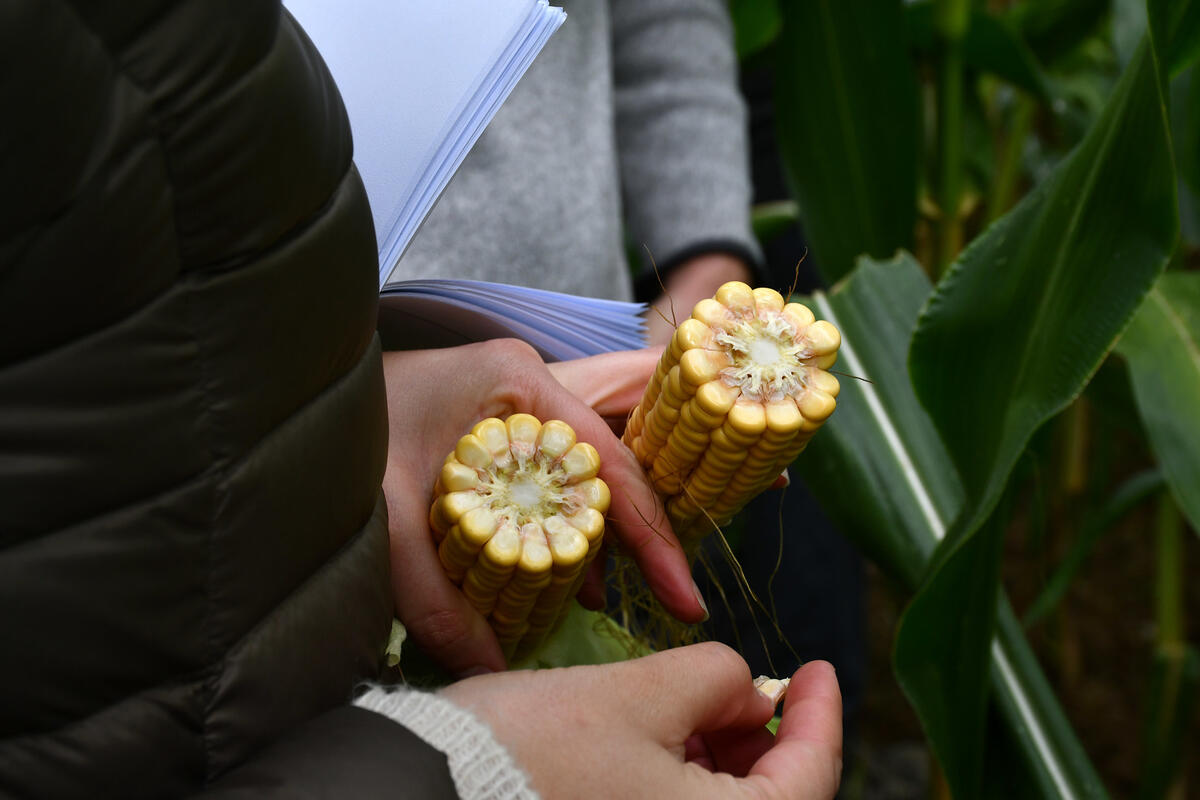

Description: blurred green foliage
[736,0,1200,796]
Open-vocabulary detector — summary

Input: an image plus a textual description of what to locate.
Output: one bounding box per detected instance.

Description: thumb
[386,487,506,676]
[748,660,843,796]
[547,348,662,420]
[614,643,776,739]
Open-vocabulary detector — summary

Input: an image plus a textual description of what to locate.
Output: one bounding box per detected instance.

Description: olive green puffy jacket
[0,1,453,796]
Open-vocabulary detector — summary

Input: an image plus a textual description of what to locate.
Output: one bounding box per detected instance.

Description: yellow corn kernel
[430,415,610,660]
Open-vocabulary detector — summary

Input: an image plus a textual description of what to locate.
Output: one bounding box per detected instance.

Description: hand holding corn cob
[380,341,705,675]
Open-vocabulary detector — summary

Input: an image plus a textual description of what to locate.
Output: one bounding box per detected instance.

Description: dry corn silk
[429,415,609,660]
[623,281,841,551]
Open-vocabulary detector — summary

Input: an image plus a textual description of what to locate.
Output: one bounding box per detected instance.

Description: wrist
[355,685,539,800]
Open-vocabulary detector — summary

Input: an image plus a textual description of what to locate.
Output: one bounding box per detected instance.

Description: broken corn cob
[623,281,840,547]
[430,414,610,660]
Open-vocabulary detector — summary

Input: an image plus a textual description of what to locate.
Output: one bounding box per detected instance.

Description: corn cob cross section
[623,281,841,548]
[430,414,610,660]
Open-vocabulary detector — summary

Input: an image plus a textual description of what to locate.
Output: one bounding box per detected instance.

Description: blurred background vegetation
[725,0,1200,797]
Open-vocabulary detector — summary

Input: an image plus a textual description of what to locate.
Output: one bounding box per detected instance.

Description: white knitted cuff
[354,685,539,800]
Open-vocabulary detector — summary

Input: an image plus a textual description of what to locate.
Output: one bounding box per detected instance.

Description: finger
[385,489,506,676]
[613,643,775,739]
[546,348,662,419]
[522,367,703,623]
[576,544,607,610]
[747,661,843,796]
[702,725,776,777]
[597,441,703,621]
[683,733,715,771]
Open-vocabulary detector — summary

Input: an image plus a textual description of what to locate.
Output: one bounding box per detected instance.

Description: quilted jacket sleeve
[194,707,455,798]
[0,1,456,797]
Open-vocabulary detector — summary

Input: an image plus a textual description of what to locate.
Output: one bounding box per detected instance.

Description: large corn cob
[623,281,840,548]
[430,414,610,660]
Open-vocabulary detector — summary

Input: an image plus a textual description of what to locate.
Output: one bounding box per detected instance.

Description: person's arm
[644,252,755,345]
[611,0,766,332]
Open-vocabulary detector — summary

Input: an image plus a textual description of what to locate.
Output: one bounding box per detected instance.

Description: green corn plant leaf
[513,604,647,669]
[1007,0,1108,65]
[796,252,961,588]
[1135,644,1200,799]
[895,8,1177,795]
[894,508,1007,795]
[991,597,1112,798]
[749,200,798,248]
[1174,65,1200,202]
[1115,273,1200,534]
[796,252,960,587]
[772,0,919,284]
[795,252,1106,798]
[729,0,781,61]
[906,2,1050,99]
[908,35,1176,538]
[1159,0,1200,76]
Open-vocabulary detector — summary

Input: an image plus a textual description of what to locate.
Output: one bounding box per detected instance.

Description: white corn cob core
[624,281,840,546]
[430,414,610,660]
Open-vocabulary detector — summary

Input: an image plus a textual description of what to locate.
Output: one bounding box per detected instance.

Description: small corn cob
[623,281,840,548]
[430,414,610,660]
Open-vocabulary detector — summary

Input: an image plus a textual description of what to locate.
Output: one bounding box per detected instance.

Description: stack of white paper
[285,0,566,286]
[377,280,648,362]
[289,0,650,361]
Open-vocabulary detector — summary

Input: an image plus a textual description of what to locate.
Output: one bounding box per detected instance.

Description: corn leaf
[896,13,1177,797]
[772,0,919,284]
[906,2,1050,99]
[1175,65,1200,197]
[1135,644,1200,798]
[1007,0,1108,65]
[1115,273,1200,534]
[797,252,960,588]
[512,604,647,670]
[1158,0,1200,76]
[796,252,1106,798]
[750,200,798,248]
[729,0,781,61]
[991,597,1112,799]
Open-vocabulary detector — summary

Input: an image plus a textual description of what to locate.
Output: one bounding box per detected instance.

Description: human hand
[546,347,662,433]
[645,253,754,346]
[380,340,704,676]
[442,642,843,799]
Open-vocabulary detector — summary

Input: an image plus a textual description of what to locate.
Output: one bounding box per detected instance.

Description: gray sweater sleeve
[611,0,763,284]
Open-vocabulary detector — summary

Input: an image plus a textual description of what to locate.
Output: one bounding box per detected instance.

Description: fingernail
[461,665,494,678]
[692,580,710,622]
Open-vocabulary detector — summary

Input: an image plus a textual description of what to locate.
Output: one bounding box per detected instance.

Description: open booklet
[376,279,647,363]
[287,0,647,360]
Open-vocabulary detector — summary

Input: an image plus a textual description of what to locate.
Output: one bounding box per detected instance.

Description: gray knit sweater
[389,0,760,302]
